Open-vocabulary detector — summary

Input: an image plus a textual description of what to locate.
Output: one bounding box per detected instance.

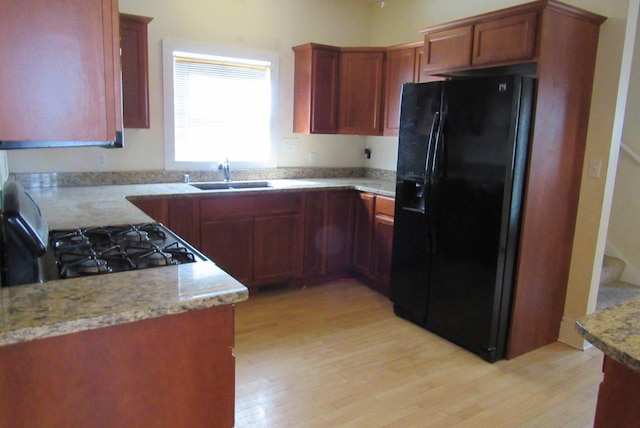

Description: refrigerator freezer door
[390,81,443,325]
[425,75,532,362]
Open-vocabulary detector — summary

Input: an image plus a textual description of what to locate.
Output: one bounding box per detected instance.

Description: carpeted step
[600,255,626,285]
[597,280,640,310]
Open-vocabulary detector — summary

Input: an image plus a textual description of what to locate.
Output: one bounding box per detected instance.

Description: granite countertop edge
[575,295,640,373]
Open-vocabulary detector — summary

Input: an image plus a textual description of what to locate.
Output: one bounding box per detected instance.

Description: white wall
[8,0,375,173]
[607,13,640,285]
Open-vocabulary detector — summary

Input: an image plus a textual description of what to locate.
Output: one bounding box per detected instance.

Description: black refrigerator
[390,75,534,363]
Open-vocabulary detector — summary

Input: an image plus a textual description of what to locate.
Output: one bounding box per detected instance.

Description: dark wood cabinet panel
[254,213,303,284]
[421,25,473,72]
[371,196,395,296]
[593,356,640,427]
[167,198,200,248]
[338,50,385,135]
[303,191,327,277]
[472,12,538,66]
[293,44,340,134]
[384,47,418,136]
[0,306,235,427]
[201,218,253,286]
[353,193,375,275]
[325,191,356,274]
[120,13,153,129]
[130,197,169,225]
[0,0,122,145]
[200,192,304,290]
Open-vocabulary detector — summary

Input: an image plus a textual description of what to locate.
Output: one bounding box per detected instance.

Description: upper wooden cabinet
[293,44,341,134]
[292,44,385,136]
[383,42,439,136]
[120,13,153,129]
[421,26,473,72]
[419,4,541,73]
[472,12,538,66]
[0,0,123,148]
[338,49,385,135]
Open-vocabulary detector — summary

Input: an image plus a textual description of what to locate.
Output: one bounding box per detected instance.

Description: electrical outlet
[96,152,106,169]
[309,152,317,165]
[282,138,298,151]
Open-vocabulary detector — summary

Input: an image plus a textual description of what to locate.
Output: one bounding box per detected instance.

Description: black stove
[49,223,207,280]
[1,181,208,287]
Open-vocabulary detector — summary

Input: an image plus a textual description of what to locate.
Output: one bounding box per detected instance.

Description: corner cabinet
[338,49,385,135]
[354,193,395,296]
[120,13,153,129]
[293,44,341,134]
[0,0,123,148]
[292,44,385,136]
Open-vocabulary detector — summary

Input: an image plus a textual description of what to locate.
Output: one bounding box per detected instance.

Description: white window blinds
[172,52,272,163]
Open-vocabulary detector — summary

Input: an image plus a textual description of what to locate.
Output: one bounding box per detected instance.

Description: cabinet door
[254,213,304,284]
[293,44,340,134]
[200,218,253,286]
[303,191,327,277]
[338,50,385,135]
[0,0,122,145]
[326,191,355,273]
[168,198,200,248]
[120,13,153,129]
[422,25,473,72]
[472,12,538,66]
[371,213,394,296]
[130,198,169,225]
[353,193,375,275]
[384,48,417,136]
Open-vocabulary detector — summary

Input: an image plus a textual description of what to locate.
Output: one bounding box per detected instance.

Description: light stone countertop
[0,178,395,346]
[576,295,640,373]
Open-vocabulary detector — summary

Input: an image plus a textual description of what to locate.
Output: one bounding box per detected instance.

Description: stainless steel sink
[190,181,272,191]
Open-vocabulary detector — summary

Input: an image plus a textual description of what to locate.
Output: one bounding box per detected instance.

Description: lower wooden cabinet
[302,190,356,282]
[594,356,640,427]
[199,192,304,289]
[353,193,395,296]
[131,190,394,293]
[129,197,200,248]
[254,213,303,284]
[200,218,253,286]
[353,193,375,274]
[0,305,236,427]
[326,190,356,273]
[371,196,395,295]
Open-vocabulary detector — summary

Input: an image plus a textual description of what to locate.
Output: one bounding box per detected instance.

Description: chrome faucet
[218,158,231,182]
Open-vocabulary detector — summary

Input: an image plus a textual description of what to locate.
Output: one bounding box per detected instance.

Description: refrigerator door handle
[430,112,446,183]
[423,111,440,187]
[429,111,446,253]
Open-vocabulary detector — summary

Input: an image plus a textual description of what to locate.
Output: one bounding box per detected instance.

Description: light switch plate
[588,159,602,178]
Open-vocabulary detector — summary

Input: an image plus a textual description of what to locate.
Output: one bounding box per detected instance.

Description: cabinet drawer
[200,192,303,220]
[472,12,538,66]
[375,196,395,217]
[422,25,472,72]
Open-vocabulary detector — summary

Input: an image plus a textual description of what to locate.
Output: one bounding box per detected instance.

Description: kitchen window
[163,39,278,170]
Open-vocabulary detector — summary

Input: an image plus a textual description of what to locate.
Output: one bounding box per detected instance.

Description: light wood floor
[234,281,603,427]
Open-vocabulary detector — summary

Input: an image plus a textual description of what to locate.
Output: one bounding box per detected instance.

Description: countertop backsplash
[11,167,395,189]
